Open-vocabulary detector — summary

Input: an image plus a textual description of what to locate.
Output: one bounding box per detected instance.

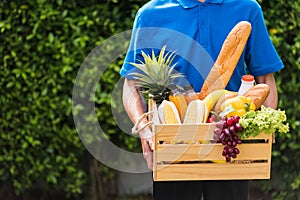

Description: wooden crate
[153,124,273,181]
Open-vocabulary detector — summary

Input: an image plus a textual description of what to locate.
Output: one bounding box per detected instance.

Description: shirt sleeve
[119,12,152,79]
[245,7,284,76]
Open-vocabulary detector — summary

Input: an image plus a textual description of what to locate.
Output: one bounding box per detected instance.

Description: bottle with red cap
[238,75,255,96]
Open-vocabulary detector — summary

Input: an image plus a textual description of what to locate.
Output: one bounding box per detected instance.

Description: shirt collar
[177,0,224,9]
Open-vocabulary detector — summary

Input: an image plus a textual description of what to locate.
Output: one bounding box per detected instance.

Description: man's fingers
[147,138,154,151]
[143,151,153,170]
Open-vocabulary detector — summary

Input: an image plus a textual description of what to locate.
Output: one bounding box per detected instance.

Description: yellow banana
[203,89,236,121]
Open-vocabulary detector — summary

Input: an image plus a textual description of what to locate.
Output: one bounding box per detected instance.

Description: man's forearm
[123,78,154,170]
[122,78,153,138]
[123,79,147,124]
[255,73,278,109]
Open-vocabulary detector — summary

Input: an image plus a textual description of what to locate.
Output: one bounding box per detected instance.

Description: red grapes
[213,115,243,162]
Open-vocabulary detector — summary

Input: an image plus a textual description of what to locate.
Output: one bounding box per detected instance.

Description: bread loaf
[243,83,270,109]
[199,21,252,100]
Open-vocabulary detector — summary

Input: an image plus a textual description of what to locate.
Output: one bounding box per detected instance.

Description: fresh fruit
[203,89,227,112]
[203,89,235,121]
[129,46,184,103]
[213,115,243,162]
[206,111,220,123]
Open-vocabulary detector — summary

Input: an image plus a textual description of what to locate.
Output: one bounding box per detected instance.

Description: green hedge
[0,0,144,198]
[256,1,300,199]
[0,0,299,199]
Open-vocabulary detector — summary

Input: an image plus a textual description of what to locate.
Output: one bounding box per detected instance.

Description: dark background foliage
[0,0,299,199]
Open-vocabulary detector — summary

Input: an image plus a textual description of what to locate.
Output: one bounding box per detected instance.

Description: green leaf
[48,32,54,43]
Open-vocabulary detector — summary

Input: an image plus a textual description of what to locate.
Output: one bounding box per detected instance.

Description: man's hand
[141,137,154,170]
[122,78,155,170]
[139,127,154,170]
[256,73,278,109]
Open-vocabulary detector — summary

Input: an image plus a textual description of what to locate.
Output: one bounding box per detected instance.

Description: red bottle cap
[242,75,254,82]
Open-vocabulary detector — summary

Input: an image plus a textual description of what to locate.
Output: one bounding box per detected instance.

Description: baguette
[243,83,270,109]
[199,21,252,100]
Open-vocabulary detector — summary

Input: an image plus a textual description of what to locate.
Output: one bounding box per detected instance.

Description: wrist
[139,127,153,139]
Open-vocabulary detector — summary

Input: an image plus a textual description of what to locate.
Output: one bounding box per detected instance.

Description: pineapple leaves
[127,46,185,103]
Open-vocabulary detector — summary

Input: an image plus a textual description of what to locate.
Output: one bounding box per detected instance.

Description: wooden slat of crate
[154,124,214,142]
[153,162,271,181]
[154,124,271,141]
[156,143,271,162]
[153,124,273,181]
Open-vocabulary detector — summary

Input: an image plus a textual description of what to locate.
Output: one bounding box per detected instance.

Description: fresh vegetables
[183,99,207,124]
[213,92,238,114]
[158,100,181,124]
[220,96,256,117]
[133,47,290,165]
[239,105,289,138]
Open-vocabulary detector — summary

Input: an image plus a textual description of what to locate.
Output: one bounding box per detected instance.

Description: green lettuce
[239,105,289,138]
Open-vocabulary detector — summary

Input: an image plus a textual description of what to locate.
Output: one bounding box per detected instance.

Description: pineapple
[128,46,184,103]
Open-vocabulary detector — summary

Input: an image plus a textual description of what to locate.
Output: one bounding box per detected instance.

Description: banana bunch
[202,89,238,121]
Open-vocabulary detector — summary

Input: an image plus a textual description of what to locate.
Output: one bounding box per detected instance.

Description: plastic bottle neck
[241,75,255,83]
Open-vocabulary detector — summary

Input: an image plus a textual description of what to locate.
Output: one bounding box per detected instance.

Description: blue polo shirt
[120,0,284,92]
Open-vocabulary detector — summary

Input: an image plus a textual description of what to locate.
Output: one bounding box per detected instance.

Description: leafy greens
[239,105,289,138]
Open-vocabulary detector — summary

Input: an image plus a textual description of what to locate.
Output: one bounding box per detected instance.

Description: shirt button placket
[199,4,208,49]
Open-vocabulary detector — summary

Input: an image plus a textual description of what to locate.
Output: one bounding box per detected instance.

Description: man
[121,0,283,199]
